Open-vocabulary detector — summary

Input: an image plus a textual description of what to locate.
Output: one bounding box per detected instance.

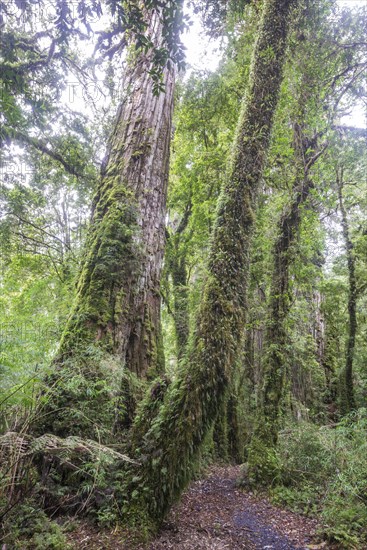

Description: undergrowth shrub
[0,362,145,542]
[272,409,367,548]
[1,502,73,549]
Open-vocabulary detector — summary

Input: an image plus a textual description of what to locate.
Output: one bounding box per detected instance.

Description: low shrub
[272,409,367,548]
[1,502,73,549]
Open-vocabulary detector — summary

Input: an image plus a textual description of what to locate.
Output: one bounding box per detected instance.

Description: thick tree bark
[121,0,296,532]
[38,13,175,437]
[61,15,173,377]
[247,123,327,483]
[337,168,357,413]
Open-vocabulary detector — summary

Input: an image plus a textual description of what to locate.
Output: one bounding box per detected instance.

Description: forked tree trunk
[121,0,296,532]
[38,13,175,437]
[337,168,357,413]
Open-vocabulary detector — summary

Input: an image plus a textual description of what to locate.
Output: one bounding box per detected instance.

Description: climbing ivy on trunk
[337,168,357,414]
[247,120,328,484]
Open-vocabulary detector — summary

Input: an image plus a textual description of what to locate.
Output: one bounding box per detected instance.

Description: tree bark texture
[59,14,174,378]
[37,13,175,438]
[122,0,296,531]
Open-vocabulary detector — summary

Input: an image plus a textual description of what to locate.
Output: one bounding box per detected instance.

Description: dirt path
[69,465,324,549]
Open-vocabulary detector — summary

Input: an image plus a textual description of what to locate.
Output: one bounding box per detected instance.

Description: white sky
[181,8,223,74]
[338,0,366,5]
[181,0,366,127]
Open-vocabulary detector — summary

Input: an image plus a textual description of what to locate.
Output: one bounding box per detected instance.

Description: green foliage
[0,258,71,427]
[1,0,367,546]
[163,18,256,367]
[273,411,367,547]
[1,502,72,549]
[245,432,281,486]
[278,423,335,488]
[33,350,128,439]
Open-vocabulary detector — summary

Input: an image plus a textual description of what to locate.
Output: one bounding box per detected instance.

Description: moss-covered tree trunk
[337,169,357,414]
[167,204,191,360]
[213,370,244,463]
[247,123,327,483]
[321,319,339,420]
[38,14,174,436]
[170,250,189,359]
[61,17,173,377]
[121,0,296,532]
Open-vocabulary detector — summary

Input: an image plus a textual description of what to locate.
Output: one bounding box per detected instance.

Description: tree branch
[11,130,86,178]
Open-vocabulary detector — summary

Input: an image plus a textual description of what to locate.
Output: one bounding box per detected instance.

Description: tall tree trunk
[167,203,192,360]
[171,249,190,359]
[337,168,357,413]
[38,13,175,437]
[61,15,173,376]
[321,319,339,421]
[247,123,327,484]
[121,0,296,532]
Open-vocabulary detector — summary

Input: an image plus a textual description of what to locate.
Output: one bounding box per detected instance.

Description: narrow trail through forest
[69,466,326,549]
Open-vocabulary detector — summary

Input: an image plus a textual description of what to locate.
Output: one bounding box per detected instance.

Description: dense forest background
[0,0,366,548]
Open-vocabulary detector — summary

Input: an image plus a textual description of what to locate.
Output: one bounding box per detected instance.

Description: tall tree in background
[166,204,192,360]
[245,0,367,482]
[337,167,357,413]
[248,121,327,483]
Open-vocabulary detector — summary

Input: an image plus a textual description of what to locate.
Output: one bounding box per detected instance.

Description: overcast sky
[181,0,366,128]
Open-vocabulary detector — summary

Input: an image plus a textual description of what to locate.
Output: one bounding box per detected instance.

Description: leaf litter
[68,465,328,549]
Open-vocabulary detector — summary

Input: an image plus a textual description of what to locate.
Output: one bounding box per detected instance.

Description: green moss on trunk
[213,397,230,462]
[36,12,175,437]
[337,170,357,414]
[120,0,296,531]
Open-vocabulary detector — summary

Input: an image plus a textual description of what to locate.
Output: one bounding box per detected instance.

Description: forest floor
[68,465,328,550]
